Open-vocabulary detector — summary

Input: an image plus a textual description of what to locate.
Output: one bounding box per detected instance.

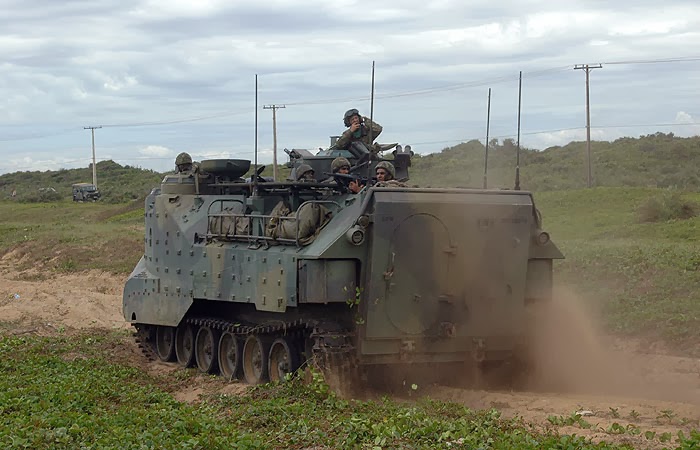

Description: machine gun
[323,172,376,193]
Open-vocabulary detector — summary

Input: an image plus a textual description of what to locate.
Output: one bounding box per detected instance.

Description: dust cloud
[522,286,700,405]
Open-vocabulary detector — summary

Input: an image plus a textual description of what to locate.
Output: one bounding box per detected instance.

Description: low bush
[637,190,698,223]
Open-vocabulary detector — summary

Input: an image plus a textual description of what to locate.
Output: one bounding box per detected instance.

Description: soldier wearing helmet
[374,161,405,187]
[375,161,395,182]
[325,156,363,193]
[331,156,351,174]
[331,109,382,150]
[175,152,194,174]
[295,164,316,182]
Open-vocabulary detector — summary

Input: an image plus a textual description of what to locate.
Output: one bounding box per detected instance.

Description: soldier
[325,157,363,193]
[375,161,406,187]
[332,109,382,150]
[375,161,394,182]
[296,164,316,182]
[175,152,195,174]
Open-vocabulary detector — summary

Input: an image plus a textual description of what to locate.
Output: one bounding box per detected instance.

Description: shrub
[637,190,698,223]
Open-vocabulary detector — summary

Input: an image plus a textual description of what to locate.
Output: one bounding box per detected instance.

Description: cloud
[0,0,698,174]
[675,111,694,123]
[139,145,172,157]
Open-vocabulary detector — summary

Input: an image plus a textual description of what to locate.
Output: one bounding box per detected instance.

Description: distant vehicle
[72,183,101,202]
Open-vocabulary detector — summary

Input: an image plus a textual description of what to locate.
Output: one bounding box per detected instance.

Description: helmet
[296,164,314,181]
[331,157,351,173]
[343,109,360,127]
[175,152,192,166]
[375,161,395,180]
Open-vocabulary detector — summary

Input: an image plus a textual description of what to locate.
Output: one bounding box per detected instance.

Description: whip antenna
[254,74,259,191]
[515,71,522,190]
[366,61,376,182]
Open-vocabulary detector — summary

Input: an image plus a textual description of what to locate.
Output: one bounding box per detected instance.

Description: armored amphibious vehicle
[123,143,563,385]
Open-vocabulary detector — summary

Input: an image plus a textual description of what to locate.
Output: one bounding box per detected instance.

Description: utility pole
[263,104,285,181]
[574,64,602,188]
[83,126,102,188]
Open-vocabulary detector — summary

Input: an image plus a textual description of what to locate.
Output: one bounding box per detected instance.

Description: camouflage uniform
[333,109,383,150]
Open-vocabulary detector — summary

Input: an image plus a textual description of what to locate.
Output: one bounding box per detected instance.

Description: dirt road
[0,260,697,448]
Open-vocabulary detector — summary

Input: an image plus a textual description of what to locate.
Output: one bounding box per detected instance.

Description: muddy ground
[0,255,698,449]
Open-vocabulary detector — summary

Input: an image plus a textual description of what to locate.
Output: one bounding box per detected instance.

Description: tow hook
[439,322,456,338]
[472,338,486,363]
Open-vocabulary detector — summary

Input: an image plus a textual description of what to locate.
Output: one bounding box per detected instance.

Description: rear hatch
[361,188,535,361]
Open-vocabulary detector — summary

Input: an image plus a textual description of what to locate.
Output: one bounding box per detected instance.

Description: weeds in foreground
[5,331,698,449]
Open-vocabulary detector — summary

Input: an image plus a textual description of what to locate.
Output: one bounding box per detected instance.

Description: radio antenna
[483,88,491,189]
[366,61,376,182]
[515,71,522,191]
[254,74,259,191]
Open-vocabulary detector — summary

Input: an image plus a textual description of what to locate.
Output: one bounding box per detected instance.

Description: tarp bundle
[266,201,332,245]
[208,203,249,238]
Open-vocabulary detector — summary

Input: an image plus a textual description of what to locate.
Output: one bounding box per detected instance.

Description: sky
[1,0,699,175]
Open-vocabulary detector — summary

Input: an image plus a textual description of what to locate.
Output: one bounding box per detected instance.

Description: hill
[409,132,700,191]
[0,159,290,204]
[0,160,163,204]
[1,133,698,202]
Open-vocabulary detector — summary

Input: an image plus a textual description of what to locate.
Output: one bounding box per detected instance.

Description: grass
[0,200,144,274]
[1,187,700,448]
[3,330,697,449]
[1,185,700,352]
[536,187,700,353]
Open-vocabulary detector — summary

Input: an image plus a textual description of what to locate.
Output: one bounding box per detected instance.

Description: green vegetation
[410,133,700,191]
[4,331,697,449]
[637,190,698,223]
[536,187,700,354]
[0,200,144,274]
[0,160,163,204]
[0,159,289,204]
[1,135,700,448]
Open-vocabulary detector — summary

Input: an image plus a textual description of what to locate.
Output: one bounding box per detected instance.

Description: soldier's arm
[363,117,382,140]
[331,128,353,149]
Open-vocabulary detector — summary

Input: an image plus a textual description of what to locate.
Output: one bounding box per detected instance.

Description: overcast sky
[1,0,699,174]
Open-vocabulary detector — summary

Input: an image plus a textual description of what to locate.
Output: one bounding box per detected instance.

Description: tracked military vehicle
[123,141,563,386]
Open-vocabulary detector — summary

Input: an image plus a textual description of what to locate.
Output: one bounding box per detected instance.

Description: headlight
[356,215,370,228]
[346,226,365,246]
[535,230,550,246]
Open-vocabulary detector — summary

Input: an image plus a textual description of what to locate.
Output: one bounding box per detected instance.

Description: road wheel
[195,326,220,374]
[243,335,271,384]
[175,324,196,367]
[218,332,243,380]
[268,337,300,383]
[155,326,176,362]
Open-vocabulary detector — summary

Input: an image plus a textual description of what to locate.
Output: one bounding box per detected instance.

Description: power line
[603,56,700,65]
[100,110,250,128]
[0,127,81,142]
[0,57,697,136]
